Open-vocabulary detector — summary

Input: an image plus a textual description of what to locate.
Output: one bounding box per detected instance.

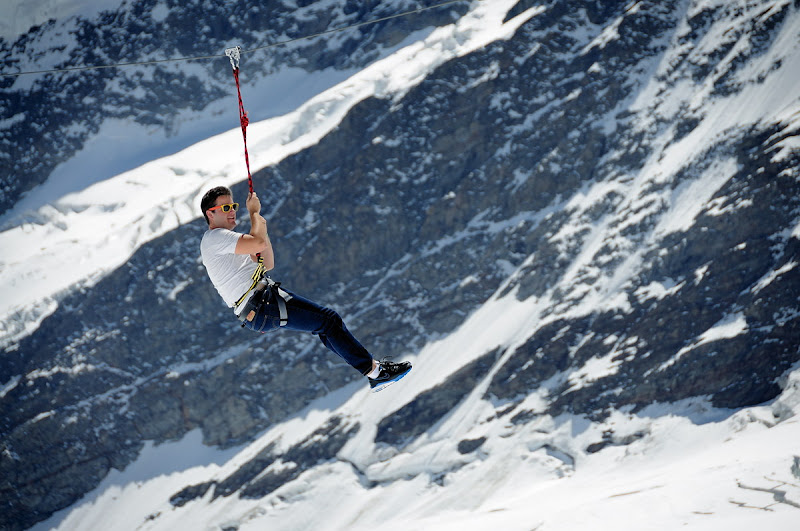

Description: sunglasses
[208,203,239,213]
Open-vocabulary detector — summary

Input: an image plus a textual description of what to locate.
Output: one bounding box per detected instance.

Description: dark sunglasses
[208,203,239,213]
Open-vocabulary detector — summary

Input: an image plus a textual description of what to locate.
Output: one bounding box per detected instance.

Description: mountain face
[0,0,465,215]
[3,1,800,530]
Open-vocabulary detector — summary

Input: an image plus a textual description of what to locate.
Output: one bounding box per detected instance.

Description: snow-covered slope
[34,310,800,531]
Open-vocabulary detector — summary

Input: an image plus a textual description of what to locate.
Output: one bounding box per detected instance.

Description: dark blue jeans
[241,287,374,376]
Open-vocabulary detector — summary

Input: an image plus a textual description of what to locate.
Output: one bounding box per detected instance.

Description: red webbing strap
[225,47,262,264]
[231,66,253,195]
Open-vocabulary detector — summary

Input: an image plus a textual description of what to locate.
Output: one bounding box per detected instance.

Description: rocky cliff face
[2,1,800,530]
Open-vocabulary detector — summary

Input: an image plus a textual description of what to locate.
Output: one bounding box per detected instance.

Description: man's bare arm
[234,192,275,270]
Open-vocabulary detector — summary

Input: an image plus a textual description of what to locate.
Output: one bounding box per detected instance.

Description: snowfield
[33,361,800,531]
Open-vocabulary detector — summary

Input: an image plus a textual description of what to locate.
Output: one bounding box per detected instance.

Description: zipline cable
[1,0,472,78]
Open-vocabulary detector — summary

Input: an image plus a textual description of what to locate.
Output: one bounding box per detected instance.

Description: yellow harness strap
[234,257,266,309]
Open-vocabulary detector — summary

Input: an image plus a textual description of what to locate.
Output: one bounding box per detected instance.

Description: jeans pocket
[246,305,281,333]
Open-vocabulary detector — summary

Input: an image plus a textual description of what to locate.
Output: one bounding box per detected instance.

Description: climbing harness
[233,260,269,309]
[237,277,293,329]
[226,46,292,328]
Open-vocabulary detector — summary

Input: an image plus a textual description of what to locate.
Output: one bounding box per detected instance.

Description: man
[200,186,411,391]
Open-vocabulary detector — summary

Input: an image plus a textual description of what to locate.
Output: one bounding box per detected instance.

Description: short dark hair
[201,186,232,224]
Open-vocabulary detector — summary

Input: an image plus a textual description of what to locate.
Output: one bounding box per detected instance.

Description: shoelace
[379,358,408,376]
[378,357,396,371]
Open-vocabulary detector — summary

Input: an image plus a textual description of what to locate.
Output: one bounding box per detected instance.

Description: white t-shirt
[200,228,258,312]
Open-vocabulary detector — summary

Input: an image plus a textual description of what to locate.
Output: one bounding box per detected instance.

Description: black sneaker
[369,360,412,392]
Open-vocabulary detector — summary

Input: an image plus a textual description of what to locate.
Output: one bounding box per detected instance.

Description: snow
[752,260,799,294]
[567,350,623,390]
[697,312,749,344]
[31,429,244,531]
[634,278,684,302]
[653,158,740,237]
[655,312,749,373]
[148,3,169,24]
[31,363,800,531]
[0,374,22,399]
[579,5,629,55]
[2,64,362,223]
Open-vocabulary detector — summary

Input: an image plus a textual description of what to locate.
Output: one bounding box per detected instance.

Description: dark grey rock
[457,437,487,455]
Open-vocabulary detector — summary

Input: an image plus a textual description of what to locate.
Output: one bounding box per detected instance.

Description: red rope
[231,64,262,264]
[232,67,253,194]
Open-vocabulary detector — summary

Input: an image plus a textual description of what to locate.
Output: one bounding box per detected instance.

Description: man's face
[207,194,238,230]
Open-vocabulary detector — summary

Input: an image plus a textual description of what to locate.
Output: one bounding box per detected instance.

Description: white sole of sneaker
[370,369,411,393]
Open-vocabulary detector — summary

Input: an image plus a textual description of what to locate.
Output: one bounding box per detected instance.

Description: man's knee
[321,307,345,332]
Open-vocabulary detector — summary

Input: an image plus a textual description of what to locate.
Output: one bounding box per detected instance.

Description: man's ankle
[366,362,381,379]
